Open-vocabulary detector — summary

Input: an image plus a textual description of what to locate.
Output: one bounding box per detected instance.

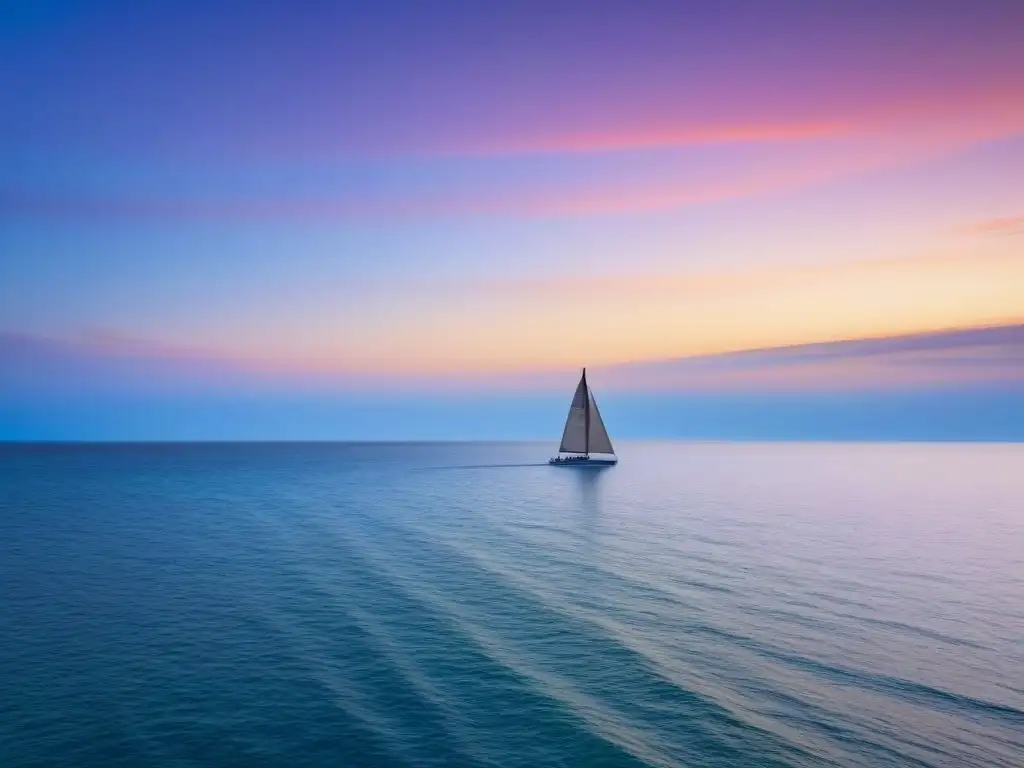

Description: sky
[2,0,1023,440]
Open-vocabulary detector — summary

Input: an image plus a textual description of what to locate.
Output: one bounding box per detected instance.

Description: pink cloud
[3,90,1023,223]
[969,216,1024,236]
[433,121,850,157]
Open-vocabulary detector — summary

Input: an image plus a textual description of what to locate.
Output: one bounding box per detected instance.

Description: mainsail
[558,369,614,455]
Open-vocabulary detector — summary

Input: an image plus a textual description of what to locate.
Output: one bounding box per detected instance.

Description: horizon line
[3,438,1022,446]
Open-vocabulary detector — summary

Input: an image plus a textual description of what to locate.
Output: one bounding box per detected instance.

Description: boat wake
[414,463,551,471]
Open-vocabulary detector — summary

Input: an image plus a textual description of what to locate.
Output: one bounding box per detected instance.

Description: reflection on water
[572,464,606,554]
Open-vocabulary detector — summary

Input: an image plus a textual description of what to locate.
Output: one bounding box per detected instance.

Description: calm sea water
[1,442,1022,767]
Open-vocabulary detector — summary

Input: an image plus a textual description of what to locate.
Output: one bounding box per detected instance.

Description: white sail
[558,370,615,455]
[586,389,614,455]
[558,375,589,453]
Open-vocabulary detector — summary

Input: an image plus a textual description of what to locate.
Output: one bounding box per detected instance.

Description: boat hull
[548,456,617,467]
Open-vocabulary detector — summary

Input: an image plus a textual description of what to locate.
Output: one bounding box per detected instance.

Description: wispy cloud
[597,325,1024,392]
[0,331,563,393]
[968,216,1024,236]
[430,87,1024,158]
[4,323,1024,398]
[0,170,807,222]
[435,121,850,157]
[4,91,1023,223]
[9,250,1016,379]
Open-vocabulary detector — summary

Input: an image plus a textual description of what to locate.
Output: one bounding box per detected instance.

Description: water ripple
[2,441,1022,767]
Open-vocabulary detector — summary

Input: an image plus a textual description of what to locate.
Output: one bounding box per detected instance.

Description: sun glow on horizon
[50,248,1017,378]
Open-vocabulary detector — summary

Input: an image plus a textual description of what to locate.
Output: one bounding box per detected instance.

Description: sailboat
[549,368,617,466]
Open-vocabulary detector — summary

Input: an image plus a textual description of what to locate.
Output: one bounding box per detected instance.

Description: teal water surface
[1,442,1022,767]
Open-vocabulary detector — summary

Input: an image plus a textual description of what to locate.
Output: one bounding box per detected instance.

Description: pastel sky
[2,0,1023,439]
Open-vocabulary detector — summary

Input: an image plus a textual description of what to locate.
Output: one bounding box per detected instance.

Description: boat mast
[582,368,590,456]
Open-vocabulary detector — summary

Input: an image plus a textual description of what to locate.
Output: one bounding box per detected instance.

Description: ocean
[1,442,1021,767]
